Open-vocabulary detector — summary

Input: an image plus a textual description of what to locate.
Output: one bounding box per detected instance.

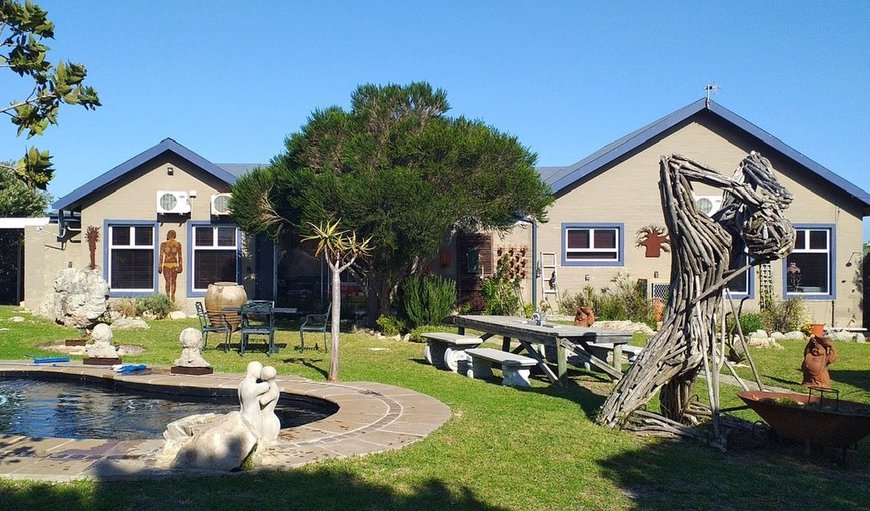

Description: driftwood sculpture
[598,152,795,429]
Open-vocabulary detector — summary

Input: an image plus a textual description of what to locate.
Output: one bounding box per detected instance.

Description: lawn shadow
[828,369,870,392]
[0,465,510,511]
[279,356,328,379]
[522,370,611,419]
[597,426,870,511]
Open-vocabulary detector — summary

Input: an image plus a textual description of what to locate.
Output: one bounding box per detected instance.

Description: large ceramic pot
[204,282,247,330]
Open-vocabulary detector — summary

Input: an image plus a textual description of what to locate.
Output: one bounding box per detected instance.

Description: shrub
[400,275,457,329]
[480,255,523,316]
[760,297,806,333]
[560,273,653,325]
[376,314,405,336]
[726,311,764,335]
[134,294,176,319]
[407,325,456,343]
[110,298,137,318]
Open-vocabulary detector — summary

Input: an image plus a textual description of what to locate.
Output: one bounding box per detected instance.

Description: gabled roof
[52,138,240,211]
[543,98,870,211]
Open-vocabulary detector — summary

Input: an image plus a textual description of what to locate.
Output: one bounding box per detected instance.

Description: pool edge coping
[0,361,452,481]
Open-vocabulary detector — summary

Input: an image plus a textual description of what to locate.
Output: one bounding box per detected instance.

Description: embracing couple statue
[163,361,282,471]
[239,360,281,443]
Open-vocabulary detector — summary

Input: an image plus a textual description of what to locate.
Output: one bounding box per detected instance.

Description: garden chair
[239,300,276,355]
[195,301,231,351]
[299,303,331,352]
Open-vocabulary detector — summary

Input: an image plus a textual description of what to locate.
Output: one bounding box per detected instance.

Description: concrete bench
[422,332,483,372]
[573,343,643,371]
[464,347,538,387]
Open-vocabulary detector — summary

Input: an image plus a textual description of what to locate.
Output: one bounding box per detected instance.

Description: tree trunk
[328,263,342,382]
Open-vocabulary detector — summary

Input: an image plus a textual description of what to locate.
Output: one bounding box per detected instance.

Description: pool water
[0,377,335,440]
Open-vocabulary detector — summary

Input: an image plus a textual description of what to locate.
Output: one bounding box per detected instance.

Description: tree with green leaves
[1,0,100,190]
[0,164,49,217]
[301,219,372,382]
[231,82,552,320]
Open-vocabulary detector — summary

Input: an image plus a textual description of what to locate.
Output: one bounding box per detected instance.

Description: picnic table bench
[422,332,483,372]
[464,347,538,387]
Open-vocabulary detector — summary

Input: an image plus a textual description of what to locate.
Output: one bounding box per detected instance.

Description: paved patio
[0,362,451,481]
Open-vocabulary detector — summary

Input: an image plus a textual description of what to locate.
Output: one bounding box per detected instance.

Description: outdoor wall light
[167,166,174,175]
[845,251,861,267]
[654,271,659,278]
[584,274,590,281]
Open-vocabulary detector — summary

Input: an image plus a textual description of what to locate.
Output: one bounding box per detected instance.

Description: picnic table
[452,315,633,383]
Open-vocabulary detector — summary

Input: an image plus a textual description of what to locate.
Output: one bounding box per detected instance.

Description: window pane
[112,226,130,246]
[787,253,828,293]
[726,268,748,294]
[194,250,236,289]
[567,229,590,249]
[111,249,153,289]
[217,227,236,247]
[794,230,805,250]
[594,229,616,249]
[195,227,213,247]
[566,251,617,260]
[809,230,827,250]
[134,226,153,246]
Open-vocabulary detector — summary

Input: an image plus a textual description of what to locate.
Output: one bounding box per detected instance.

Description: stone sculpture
[170,328,213,375]
[163,361,281,471]
[259,365,281,444]
[84,323,120,362]
[801,335,837,388]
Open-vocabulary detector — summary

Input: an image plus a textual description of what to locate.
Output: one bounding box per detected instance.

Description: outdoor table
[224,305,299,353]
[452,315,632,383]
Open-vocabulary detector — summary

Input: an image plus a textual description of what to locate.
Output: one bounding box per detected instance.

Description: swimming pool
[0,375,337,440]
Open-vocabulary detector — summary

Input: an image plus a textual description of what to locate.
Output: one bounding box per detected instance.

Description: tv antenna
[704,83,721,105]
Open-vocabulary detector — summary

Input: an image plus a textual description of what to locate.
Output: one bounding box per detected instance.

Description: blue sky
[3,1,869,238]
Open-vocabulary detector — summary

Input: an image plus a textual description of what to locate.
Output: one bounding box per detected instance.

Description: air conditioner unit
[695,195,723,216]
[211,193,232,216]
[156,190,191,214]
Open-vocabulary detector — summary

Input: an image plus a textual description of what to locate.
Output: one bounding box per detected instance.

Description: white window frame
[562,223,624,266]
[785,226,834,299]
[107,223,156,293]
[190,224,239,293]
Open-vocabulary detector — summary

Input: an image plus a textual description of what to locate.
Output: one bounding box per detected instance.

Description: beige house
[497,99,870,328]
[22,139,271,313]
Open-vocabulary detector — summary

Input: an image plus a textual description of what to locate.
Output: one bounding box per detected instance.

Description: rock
[169,412,258,471]
[749,329,769,339]
[829,330,856,342]
[110,317,150,330]
[169,310,187,320]
[37,267,109,329]
[782,331,805,341]
[9,316,24,323]
[592,320,655,335]
[770,332,786,340]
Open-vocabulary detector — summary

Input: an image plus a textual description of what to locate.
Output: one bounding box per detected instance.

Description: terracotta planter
[204,282,247,331]
[810,323,825,337]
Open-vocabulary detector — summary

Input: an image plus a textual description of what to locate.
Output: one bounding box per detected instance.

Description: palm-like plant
[301,218,372,382]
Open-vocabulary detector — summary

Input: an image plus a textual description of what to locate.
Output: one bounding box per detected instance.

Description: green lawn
[0,305,868,511]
